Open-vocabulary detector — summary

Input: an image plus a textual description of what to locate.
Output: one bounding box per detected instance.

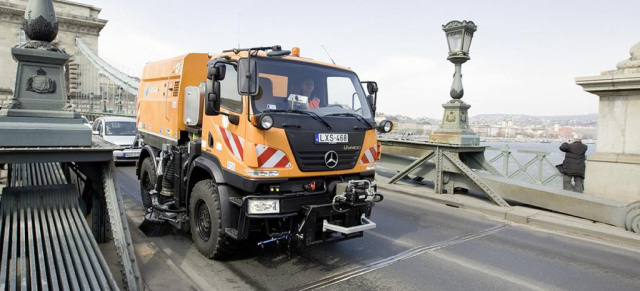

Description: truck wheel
[139,157,156,208]
[190,179,228,259]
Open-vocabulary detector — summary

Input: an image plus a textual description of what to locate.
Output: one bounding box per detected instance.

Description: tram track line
[292,224,510,291]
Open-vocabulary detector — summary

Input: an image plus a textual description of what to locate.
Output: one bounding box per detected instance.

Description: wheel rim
[195,199,212,242]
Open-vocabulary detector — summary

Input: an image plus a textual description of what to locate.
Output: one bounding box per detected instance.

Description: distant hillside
[379,113,599,126]
[467,113,598,127]
[470,113,598,121]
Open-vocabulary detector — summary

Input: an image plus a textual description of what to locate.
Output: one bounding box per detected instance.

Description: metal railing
[485,145,563,186]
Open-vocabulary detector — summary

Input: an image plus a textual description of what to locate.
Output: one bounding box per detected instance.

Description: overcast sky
[80,0,639,119]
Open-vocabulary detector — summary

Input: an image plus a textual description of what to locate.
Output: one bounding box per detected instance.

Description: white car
[92,117,141,163]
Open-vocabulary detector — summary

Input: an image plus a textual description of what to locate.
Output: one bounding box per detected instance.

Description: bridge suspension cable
[75,37,140,95]
[73,37,140,118]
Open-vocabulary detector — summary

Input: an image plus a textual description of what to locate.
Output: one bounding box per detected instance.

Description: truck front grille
[294,149,360,171]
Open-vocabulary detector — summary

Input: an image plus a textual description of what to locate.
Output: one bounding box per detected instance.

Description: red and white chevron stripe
[360,146,378,164]
[136,101,141,124]
[255,144,291,168]
[216,126,244,160]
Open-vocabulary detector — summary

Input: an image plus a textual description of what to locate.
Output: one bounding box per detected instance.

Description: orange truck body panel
[137,53,210,142]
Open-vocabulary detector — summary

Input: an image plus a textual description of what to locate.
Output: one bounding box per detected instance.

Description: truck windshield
[251,58,373,120]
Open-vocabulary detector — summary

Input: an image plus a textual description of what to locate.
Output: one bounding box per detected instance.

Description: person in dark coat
[559,136,588,193]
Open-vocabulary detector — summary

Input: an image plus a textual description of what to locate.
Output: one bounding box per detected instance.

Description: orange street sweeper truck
[135,45,393,258]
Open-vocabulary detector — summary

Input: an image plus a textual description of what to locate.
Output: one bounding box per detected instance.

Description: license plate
[315,133,348,144]
[123,152,139,158]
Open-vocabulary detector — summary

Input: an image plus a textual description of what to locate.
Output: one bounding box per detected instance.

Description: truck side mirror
[366,82,378,94]
[207,61,227,81]
[361,81,378,113]
[204,80,221,116]
[237,58,259,96]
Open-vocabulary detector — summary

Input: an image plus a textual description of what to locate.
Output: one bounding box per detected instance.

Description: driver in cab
[298,78,321,109]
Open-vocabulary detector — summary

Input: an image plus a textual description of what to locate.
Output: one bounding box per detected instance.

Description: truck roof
[212,50,354,72]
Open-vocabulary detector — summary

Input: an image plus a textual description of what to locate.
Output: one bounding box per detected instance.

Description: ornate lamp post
[429,20,480,146]
[443,20,476,101]
[89,92,94,112]
[101,87,107,113]
[117,86,123,114]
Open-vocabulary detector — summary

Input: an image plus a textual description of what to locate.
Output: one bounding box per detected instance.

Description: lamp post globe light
[428,20,480,146]
[443,20,476,101]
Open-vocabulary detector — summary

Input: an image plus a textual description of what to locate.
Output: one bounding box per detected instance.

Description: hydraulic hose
[160,156,175,197]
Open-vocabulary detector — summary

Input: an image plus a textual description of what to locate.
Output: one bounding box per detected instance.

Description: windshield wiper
[262,109,332,130]
[326,113,373,129]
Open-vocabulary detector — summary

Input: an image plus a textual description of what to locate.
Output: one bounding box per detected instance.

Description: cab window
[220,64,242,113]
[327,76,363,112]
[250,58,373,119]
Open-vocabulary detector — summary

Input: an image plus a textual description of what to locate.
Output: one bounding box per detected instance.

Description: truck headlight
[247,199,280,214]
[258,114,274,130]
[377,120,394,133]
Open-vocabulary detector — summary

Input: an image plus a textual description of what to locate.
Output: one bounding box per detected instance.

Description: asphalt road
[114,165,640,291]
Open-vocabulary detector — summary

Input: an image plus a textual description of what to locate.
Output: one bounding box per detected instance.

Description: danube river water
[481,141,597,189]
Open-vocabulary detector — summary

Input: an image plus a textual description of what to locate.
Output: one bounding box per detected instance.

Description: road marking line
[428,252,555,291]
[292,224,510,291]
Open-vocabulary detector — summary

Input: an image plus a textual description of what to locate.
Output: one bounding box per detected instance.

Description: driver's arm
[309,97,320,109]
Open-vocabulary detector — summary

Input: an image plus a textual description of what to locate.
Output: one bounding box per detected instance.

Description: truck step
[228,197,243,207]
[225,228,239,240]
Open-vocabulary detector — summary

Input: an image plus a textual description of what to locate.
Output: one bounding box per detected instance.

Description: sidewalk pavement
[121,198,254,291]
[375,175,640,249]
[120,200,213,291]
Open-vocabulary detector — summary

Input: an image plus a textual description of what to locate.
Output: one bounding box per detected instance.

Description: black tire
[139,157,156,208]
[190,179,228,259]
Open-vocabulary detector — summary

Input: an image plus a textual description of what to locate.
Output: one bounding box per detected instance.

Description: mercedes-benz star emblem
[324,151,339,169]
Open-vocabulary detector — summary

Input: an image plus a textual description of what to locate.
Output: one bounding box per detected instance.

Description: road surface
[114,165,640,291]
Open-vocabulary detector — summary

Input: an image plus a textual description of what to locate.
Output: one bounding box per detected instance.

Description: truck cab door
[202,64,248,170]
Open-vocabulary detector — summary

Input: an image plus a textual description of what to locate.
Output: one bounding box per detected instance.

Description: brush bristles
[138,220,173,237]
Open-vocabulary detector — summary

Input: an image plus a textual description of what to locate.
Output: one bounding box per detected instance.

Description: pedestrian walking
[558,136,588,193]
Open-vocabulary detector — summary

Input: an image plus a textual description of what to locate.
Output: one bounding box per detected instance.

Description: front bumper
[232,192,374,245]
[298,202,374,245]
[323,214,376,234]
[113,148,141,162]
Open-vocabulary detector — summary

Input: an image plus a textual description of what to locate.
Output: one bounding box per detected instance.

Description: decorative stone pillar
[429,100,480,145]
[575,42,640,202]
[7,0,70,111]
[0,0,90,147]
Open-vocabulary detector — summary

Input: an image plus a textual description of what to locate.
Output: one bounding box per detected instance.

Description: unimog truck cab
[135,46,393,258]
